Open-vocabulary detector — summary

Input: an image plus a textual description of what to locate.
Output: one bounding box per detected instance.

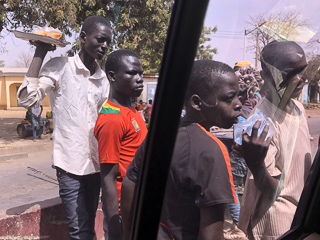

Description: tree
[0,0,115,37]
[246,10,310,59]
[306,54,320,103]
[67,0,173,73]
[196,26,218,60]
[2,0,172,73]
[1,1,217,73]
[114,0,173,73]
[0,60,4,67]
[13,51,32,68]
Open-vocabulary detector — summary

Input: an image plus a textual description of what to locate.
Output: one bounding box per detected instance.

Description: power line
[216,30,243,34]
[211,33,243,36]
[210,36,244,39]
[208,34,244,38]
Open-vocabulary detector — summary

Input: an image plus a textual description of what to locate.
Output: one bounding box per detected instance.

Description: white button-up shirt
[17,54,110,175]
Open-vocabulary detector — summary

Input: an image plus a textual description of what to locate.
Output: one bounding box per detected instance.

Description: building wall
[1,69,158,110]
[0,74,50,109]
[138,76,158,103]
[0,77,6,108]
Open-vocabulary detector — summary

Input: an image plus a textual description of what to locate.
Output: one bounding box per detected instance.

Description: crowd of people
[134,99,153,125]
[17,15,314,240]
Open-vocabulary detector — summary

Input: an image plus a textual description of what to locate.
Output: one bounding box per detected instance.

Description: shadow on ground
[0,118,23,143]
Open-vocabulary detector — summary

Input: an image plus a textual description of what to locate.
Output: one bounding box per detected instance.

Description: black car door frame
[130,0,210,239]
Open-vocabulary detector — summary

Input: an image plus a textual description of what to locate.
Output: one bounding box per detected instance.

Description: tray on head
[11,30,70,47]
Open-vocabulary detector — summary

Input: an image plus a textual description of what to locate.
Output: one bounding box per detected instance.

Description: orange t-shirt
[136,103,146,111]
[94,100,147,206]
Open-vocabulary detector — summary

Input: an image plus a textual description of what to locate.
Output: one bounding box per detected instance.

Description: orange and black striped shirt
[126,122,236,240]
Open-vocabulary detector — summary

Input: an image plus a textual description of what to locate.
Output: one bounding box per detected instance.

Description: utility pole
[255,31,259,67]
[243,28,247,60]
[244,21,266,64]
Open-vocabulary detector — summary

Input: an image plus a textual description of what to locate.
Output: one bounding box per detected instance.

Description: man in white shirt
[30,101,43,141]
[17,16,112,240]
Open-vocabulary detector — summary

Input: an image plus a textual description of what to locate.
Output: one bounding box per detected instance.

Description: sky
[1,0,320,68]
[203,0,279,67]
[203,0,320,68]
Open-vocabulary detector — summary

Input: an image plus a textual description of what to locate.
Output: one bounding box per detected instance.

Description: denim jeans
[56,167,101,240]
[31,115,43,139]
[228,175,242,225]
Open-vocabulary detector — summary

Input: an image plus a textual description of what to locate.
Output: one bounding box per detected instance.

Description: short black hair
[81,15,111,35]
[105,49,140,73]
[185,60,235,100]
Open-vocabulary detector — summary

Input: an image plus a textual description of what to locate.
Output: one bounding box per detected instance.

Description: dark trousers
[227,175,242,225]
[31,115,43,139]
[56,167,101,240]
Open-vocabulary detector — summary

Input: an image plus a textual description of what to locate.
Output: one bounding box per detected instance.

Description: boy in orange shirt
[94,49,147,240]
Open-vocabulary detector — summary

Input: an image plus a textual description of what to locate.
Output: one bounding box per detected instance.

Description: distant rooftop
[0,68,28,76]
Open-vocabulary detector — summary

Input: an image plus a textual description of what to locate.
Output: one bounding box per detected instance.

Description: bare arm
[100,163,123,240]
[121,176,136,240]
[197,204,226,240]
[237,120,278,199]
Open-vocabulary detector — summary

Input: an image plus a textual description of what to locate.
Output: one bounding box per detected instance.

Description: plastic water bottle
[234,116,245,145]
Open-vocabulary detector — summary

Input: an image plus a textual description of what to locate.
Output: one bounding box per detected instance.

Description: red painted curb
[0,197,105,240]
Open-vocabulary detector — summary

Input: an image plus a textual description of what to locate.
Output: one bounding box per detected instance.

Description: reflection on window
[122,0,320,240]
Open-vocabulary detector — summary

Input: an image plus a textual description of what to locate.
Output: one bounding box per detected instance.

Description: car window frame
[129,0,210,239]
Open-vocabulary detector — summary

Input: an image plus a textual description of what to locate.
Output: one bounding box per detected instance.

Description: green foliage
[196,26,218,60]
[65,0,173,73]
[306,54,320,102]
[306,55,320,84]
[0,60,4,67]
[115,0,173,74]
[1,0,172,73]
[1,0,115,37]
[1,0,217,73]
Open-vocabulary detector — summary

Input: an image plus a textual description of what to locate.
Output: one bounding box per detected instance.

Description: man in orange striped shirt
[121,60,263,240]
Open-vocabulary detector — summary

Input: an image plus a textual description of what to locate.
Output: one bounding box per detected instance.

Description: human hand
[29,40,56,53]
[235,120,271,174]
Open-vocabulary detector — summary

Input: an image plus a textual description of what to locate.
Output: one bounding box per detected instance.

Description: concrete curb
[0,153,28,161]
[0,143,52,156]
[0,197,105,240]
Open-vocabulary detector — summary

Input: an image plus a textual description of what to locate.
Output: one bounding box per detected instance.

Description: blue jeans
[56,167,101,240]
[228,175,242,225]
[31,115,43,139]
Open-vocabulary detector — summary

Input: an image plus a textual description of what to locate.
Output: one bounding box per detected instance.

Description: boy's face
[82,23,112,60]
[112,56,144,98]
[200,72,242,129]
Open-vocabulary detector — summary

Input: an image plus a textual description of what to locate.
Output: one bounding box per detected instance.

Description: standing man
[238,41,313,239]
[31,101,43,141]
[135,99,147,121]
[147,99,153,126]
[17,15,112,240]
[94,49,147,240]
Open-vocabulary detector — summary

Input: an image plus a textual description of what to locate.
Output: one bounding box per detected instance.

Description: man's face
[112,56,144,98]
[280,53,308,98]
[82,24,112,60]
[200,72,242,129]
